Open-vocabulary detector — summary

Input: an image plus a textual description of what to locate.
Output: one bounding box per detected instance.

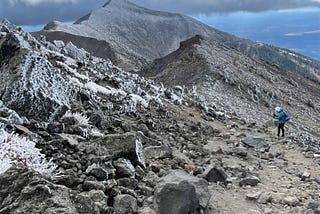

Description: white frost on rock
[130,94,149,108]
[14,33,31,50]
[64,42,87,62]
[11,53,76,107]
[53,40,65,48]
[85,81,126,96]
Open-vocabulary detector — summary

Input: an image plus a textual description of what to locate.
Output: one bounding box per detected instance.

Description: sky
[0,0,319,60]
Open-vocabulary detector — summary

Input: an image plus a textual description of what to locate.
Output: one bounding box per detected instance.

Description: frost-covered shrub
[63,111,90,126]
[0,125,56,174]
[90,128,104,137]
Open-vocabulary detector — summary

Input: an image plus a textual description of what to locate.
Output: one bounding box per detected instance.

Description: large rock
[239,176,261,187]
[241,137,270,152]
[86,163,108,180]
[283,196,300,206]
[88,132,146,168]
[113,194,138,214]
[113,158,136,178]
[82,190,110,213]
[203,166,228,184]
[0,30,73,121]
[0,165,75,213]
[154,170,210,214]
[144,145,172,160]
[0,165,113,213]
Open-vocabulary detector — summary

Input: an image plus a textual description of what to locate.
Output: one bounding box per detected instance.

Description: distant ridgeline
[235,42,320,82]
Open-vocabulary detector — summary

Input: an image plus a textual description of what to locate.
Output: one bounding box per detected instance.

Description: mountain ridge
[142,34,320,135]
[34,0,320,82]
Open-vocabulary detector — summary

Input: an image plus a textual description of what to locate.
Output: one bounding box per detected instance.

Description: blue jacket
[275,110,286,124]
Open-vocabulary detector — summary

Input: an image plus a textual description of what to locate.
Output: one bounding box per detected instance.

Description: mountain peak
[102,0,129,8]
[102,0,112,7]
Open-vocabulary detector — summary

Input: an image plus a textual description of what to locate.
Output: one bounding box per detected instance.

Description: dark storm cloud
[1,0,320,26]
[0,0,106,25]
[131,0,320,15]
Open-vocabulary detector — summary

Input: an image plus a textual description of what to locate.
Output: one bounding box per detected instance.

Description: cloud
[131,0,320,15]
[1,0,320,26]
[285,29,320,36]
[0,0,106,25]
[7,0,79,6]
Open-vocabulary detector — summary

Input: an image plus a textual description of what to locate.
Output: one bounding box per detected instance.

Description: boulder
[203,166,228,184]
[301,170,311,181]
[239,176,261,187]
[72,191,101,214]
[113,158,136,178]
[86,163,108,180]
[0,165,79,213]
[47,122,64,133]
[113,194,138,214]
[283,196,300,206]
[246,192,272,204]
[241,136,270,152]
[57,133,82,149]
[246,192,261,201]
[82,190,110,213]
[117,177,138,190]
[307,200,320,210]
[89,132,145,168]
[135,165,146,180]
[138,207,156,214]
[82,180,105,192]
[144,145,172,160]
[138,184,154,196]
[154,170,210,214]
[257,192,272,204]
[55,174,82,188]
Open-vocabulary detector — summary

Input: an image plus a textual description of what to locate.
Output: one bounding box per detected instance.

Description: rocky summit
[1,6,320,214]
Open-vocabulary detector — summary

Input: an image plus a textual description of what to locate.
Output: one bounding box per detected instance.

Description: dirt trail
[205,123,320,213]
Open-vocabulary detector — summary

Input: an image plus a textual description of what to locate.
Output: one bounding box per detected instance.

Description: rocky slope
[2,20,320,214]
[34,0,320,82]
[142,35,320,138]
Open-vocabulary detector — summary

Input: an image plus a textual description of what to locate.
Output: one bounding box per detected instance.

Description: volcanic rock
[154,169,210,214]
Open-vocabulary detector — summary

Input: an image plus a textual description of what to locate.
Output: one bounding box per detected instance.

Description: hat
[275,106,282,113]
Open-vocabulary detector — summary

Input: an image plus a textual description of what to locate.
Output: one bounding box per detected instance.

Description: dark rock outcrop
[154,170,210,214]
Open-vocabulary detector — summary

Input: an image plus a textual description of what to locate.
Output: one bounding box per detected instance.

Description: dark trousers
[278,123,285,137]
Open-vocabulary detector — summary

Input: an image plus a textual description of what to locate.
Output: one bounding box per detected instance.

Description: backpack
[283,111,290,122]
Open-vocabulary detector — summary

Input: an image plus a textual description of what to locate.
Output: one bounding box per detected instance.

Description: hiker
[274,106,289,137]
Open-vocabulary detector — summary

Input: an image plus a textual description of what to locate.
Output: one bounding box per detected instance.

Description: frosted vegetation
[63,111,90,126]
[0,20,206,175]
[0,19,187,121]
[0,123,57,174]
